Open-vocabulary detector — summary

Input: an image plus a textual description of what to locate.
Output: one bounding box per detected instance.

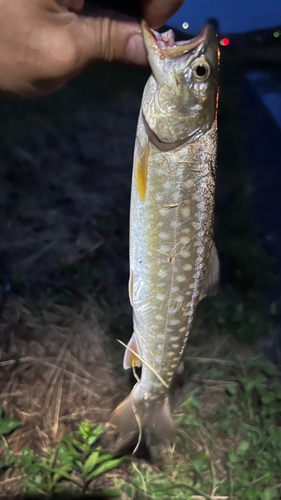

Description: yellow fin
[123,333,142,370]
[135,143,149,201]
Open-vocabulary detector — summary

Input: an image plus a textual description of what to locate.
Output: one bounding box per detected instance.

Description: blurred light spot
[220,38,230,46]
[273,30,281,38]
[182,22,189,29]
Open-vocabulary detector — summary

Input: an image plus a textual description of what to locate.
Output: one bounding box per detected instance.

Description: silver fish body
[109,22,219,440]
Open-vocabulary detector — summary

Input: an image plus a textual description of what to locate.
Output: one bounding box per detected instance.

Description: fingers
[56,0,84,13]
[67,12,148,67]
[142,0,185,29]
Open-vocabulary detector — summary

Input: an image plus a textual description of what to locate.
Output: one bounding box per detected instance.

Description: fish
[108,21,220,441]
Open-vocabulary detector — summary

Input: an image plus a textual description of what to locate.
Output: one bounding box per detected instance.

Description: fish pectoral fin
[200,243,220,300]
[123,332,142,370]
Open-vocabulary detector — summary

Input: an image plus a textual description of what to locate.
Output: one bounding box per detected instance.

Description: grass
[1,355,281,499]
[0,414,124,497]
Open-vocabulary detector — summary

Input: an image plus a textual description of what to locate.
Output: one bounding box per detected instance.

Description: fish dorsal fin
[123,332,142,370]
[200,244,220,300]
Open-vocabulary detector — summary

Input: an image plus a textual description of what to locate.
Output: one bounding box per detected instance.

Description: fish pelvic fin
[107,384,176,442]
[123,333,142,370]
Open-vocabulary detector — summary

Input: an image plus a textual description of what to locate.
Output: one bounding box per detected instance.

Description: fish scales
[109,21,219,440]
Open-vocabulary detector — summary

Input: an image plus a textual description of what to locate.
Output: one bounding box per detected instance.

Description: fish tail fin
[107,385,176,441]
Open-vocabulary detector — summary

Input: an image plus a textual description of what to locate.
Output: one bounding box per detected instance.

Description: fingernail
[126,33,148,65]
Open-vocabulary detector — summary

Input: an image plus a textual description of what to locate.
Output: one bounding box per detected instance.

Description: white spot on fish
[156,294,165,301]
[179,327,186,333]
[181,250,191,258]
[159,208,169,216]
[157,270,168,278]
[180,236,190,245]
[189,282,195,289]
[160,245,170,253]
[155,193,163,202]
[171,285,179,293]
[170,219,180,229]
[182,227,191,234]
[170,319,180,325]
[172,343,179,348]
[157,282,166,288]
[193,240,199,247]
[181,206,191,217]
[155,315,164,320]
[159,232,170,240]
[186,290,192,296]
[171,191,180,201]
[183,263,192,271]
[176,275,186,282]
[170,336,179,341]
[167,371,174,376]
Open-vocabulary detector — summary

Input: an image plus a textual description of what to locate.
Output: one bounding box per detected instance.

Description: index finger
[142,0,184,30]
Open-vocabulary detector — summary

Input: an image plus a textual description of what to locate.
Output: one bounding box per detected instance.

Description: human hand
[0,0,184,97]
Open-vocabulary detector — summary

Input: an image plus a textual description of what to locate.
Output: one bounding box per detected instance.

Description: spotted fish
[109,21,220,439]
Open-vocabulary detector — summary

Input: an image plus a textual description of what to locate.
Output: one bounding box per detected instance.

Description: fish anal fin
[200,243,220,300]
[176,360,185,374]
[123,333,142,370]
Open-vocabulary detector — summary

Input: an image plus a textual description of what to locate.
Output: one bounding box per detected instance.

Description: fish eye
[191,58,210,82]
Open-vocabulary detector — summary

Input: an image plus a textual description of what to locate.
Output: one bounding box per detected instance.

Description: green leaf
[57,443,73,466]
[83,450,100,476]
[228,450,238,463]
[86,457,124,481]
[227,385,237,396]
[96,452,118,464]
[236,440,250,455]
[0,419,21,436]
[87,424,104,446]
[261,392,275,405]
[262,487,278,500]
[120,483,136,498]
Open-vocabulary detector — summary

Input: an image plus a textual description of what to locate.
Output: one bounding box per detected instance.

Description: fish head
[142,21,219,146]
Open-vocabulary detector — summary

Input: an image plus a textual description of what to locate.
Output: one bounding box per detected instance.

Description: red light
[220,38,230,47]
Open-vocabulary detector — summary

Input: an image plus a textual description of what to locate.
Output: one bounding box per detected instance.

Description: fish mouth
[142,21,214,59]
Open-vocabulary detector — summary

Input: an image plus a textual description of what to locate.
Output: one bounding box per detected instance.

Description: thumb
[69,13,148,67]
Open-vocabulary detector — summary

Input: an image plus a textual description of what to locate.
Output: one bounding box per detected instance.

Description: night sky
[169,0,281,34]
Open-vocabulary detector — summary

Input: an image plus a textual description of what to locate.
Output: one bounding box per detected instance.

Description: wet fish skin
[108,22,219,440]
